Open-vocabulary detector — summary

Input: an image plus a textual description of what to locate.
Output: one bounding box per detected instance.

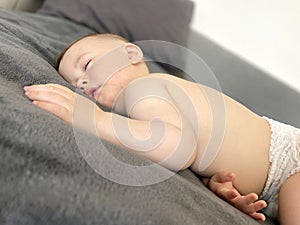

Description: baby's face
[59,36,126,88]
[58,36,145,109]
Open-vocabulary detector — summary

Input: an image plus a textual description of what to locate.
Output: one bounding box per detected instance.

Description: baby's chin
[95,92,115,110]
[97,84,125,110]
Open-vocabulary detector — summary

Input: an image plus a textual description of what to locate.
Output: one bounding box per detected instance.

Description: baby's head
[55,33,130,71]
[56,33,148,106]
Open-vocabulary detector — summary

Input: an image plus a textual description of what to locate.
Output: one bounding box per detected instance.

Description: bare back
[123,73,271,195]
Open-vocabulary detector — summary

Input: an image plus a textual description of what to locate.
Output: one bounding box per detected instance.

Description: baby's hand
[24,84,76,124]
[24,84,101,134]
[205,171,267,221]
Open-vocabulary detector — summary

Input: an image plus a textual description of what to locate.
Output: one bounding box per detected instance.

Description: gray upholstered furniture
[0,0,43,11]
[1,1,295,224]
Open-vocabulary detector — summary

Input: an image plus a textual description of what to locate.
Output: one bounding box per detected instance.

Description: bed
[1,0,297,224]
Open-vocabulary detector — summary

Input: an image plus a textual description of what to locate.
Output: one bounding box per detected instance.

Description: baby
[24,33,300,224]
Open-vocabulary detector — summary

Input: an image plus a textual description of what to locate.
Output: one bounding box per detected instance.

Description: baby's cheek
[98,84,122,109]
[98,94,113,109]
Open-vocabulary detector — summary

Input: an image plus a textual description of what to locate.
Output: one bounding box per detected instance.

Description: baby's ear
[124,43,143,64]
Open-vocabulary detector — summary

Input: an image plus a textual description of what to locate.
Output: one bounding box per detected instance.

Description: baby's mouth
[85,86,101,100]
[92,87,101,100]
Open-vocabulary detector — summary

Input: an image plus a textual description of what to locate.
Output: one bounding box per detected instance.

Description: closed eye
[84,59,92,71]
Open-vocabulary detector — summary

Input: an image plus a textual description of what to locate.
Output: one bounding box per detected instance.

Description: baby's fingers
[225,189,240,200]
[243,194,267,211]
[249,212,266,221]
[32,100,73,124]
[211,171,236,183]
[24,84,74,101]
[251,199,267,212]
[232,195,267,215]
[243,193,259,205]
[24,86,74,110]
[215,188,239,201]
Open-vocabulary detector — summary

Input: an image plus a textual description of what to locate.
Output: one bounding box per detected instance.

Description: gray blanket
[0,8,274,225]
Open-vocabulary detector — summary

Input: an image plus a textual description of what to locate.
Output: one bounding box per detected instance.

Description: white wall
[190,0,300,92]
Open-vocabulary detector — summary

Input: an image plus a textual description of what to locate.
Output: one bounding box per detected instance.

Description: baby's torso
[126,73,271,195]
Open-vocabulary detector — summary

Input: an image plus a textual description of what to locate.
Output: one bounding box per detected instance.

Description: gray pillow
[37,0,194,72]
[38,0,194,45]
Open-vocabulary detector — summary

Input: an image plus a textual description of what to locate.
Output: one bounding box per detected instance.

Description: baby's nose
[77,77,89,92]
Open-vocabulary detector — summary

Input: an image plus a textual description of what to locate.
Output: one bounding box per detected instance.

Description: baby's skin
[24,34,271,221]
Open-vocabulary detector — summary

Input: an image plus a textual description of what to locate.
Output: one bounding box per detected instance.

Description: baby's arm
[24,83,197,171]
[205,171,267,221]
[25,83,267,220]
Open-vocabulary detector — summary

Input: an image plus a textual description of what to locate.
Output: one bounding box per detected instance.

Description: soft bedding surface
[0,8,272,225]
[37,0,194,73]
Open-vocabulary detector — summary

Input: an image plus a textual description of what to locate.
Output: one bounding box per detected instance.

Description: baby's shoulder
[126,74,168,95]
[123,74,174,113]
[125,73,191,103]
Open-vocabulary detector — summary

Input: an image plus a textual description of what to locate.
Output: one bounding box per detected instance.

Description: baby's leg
[278,171,300,225]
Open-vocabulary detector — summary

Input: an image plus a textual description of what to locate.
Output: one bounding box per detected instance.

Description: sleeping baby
[24,33,300,224]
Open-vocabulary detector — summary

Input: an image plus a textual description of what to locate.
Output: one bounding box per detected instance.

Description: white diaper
[260,117,300,219]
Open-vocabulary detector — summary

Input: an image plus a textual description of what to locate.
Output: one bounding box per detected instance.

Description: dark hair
[54,33,129,71]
